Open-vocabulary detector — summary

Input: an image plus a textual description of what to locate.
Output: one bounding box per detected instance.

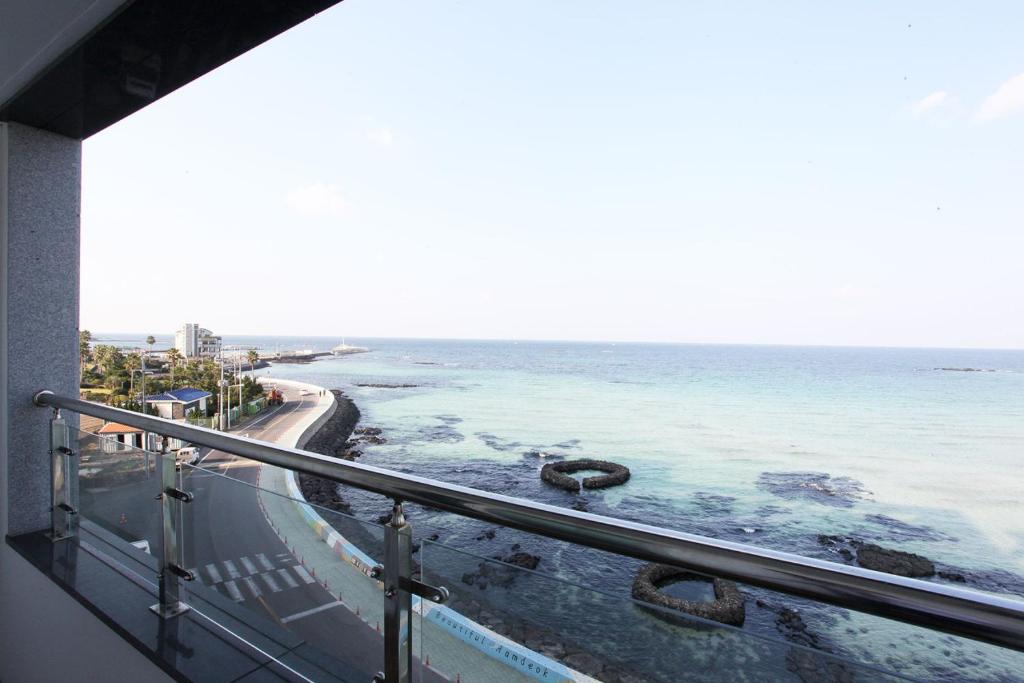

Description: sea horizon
[90,331,1024,354]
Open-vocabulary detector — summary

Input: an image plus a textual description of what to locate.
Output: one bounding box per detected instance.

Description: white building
[144,388,212,420]
[174,322,222,358]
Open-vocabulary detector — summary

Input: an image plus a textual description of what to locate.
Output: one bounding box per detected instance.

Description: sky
[81,1,1024,348]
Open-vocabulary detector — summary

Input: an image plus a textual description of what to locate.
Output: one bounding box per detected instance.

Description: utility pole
[218,349,227,431]
[140,349,147,414]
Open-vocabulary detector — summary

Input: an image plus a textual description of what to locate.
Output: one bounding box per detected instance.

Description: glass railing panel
[418,540,912,683]
[179,460,388,681]
[75,426,164,570]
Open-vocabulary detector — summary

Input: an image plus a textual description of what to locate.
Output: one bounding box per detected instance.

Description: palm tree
[79,330,92,365]
[166,347,182,387]
[247,349,259,376]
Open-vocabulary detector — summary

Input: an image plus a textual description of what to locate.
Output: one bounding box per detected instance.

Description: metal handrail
[34,390,1024,651]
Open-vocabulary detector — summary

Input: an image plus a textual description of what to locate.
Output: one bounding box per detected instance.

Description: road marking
[256,553,275,571]
[205,563,223,583]
[223,580,244,602]
[242,576,262,598]
[240,556,257,575]
[277,568,299,589]
[292,564,316,584]
[260,571,282,593]
[280,601,345,624]
[223,559,241,580]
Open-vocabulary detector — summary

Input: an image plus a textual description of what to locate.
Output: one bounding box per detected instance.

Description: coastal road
[179,389,442,682]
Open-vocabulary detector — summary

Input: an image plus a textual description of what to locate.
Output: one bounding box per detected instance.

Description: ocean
[97,334,1024,680]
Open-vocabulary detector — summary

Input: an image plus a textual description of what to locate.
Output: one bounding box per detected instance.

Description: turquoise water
[258,340,1023,571]
[104,335,1024,679]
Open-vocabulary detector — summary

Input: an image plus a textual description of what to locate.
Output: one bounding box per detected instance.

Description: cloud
[912,91,950,117]
[285,183,347,218]
[366,126,394,146]
[977,73,1024,122]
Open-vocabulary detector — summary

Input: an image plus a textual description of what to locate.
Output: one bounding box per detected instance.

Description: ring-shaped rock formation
[631,563,745,626]
[540,459,630,492]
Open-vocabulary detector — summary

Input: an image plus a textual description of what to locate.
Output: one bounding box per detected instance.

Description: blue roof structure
[145,387,212,403]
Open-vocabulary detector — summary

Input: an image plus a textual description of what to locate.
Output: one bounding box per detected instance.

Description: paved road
[84,389,441,682]
[185,390,391,681]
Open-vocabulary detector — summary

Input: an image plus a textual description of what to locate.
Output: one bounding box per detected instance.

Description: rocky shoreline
[297,390,363,514]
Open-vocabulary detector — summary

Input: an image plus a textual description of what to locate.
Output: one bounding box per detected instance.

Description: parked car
[175,446,200,469]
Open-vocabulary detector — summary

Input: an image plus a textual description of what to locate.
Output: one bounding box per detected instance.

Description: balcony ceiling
[0,0,342,140]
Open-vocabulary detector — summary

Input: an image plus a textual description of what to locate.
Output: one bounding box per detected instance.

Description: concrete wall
[0,121,171,682]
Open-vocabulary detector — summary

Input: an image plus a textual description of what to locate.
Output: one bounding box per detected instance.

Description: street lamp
[218,348,228,431]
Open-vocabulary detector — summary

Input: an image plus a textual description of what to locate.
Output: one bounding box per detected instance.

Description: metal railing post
[47,409,78,541]
[151,442,194,618]
[383,500,413,683]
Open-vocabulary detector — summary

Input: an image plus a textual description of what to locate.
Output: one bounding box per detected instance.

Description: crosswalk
[190,552,317,603]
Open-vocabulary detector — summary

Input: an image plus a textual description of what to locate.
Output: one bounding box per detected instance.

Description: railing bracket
[169,564,196,582]
[401,577,449,604]
[56,503,78,515]
[164,488,194,503]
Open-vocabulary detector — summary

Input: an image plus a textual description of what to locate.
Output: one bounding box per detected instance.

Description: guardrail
[33,390,1024,680]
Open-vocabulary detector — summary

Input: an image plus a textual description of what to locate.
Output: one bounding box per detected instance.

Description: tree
[247,349,259,374]
[92,345,125,376]
[79,330,92,365]
[166,347,182,386]
[124,353,141,372]
[146,335,155,348]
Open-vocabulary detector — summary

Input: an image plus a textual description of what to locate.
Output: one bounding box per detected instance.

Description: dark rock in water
[631,563,745,626]
[522,449,566,461]
[427,533,440,542]
[476,432,524,452]
[351,426,386,445]
[475,528,497,541]
[563,652,603,677]
[758,471,870,507]
[417,423,463,443]
[938,571,966,583]
[498,552,540,571]
[460,551,541,590]
[692,492,736,516]
[571,499,589,512]
[551,438,582,449]
[856,543,935,577]
[376,513,391,525]
[863,513,957,543]
[540,459,631,492]
[935,367,993,372]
